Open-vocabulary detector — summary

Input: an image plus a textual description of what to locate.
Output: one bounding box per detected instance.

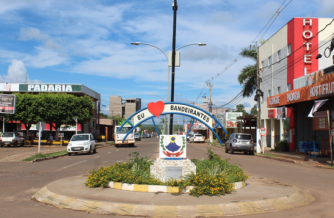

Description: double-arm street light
[132,42,206,134]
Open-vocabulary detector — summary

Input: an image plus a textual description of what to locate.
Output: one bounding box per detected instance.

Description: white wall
[318,18,334,70]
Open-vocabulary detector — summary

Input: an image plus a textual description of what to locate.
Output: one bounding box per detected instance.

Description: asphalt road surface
[0,138,333,218]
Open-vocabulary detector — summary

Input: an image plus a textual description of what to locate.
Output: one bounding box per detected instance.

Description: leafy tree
[250,104,257,115]
[100,113,110,119]
[39,93,93,140]
[5,93,41,139]
[112,114,124,125]
[235,104,248,116]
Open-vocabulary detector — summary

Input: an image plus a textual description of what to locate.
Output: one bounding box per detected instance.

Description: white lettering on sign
[287,91,300,102]
[303,18,312,26]
[310,82,334,97]
[26,84,74,92]
[134,104,213,127]
[303,30,313,39]
[304,55,312,63]
[304,42,312,51]
[269,96,280,106]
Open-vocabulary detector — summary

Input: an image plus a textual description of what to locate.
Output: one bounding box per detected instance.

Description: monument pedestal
[150,158,196,182]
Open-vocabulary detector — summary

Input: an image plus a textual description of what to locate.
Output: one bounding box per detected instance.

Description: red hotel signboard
[268,109,276,118]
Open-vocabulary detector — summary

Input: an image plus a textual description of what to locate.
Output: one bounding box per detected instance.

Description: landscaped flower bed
[86,149,249,197]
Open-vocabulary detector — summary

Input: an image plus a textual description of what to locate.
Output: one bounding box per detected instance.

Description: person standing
[49,134,54,145]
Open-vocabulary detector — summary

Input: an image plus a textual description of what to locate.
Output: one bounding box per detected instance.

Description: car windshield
[116,126,132,134]
[2,133,14,137]
[195,135,202,137]
[235,134,252,140]
[134,133,140,135]
[71,135,89,141]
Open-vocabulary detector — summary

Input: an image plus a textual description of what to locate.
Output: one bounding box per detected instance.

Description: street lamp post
[131,42,205,134]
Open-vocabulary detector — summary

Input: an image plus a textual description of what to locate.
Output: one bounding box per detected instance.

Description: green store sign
[19,84,82,92]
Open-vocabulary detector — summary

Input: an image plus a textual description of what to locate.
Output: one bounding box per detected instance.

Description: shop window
[268,89,272,97]
[287,83,291,91]
[277,50,281,62]
[287,44,291,56]
[277,86,281,94]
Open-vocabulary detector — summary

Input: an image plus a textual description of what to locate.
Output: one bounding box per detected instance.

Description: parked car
[187,134,193,142]
[225,133,254,155]
[67,134,96,156]
[189,134,205,143]
[134,132,141,141]
[0,132,25,147]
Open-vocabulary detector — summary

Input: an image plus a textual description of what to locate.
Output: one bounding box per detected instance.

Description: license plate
[5,143,9,145]
[241,141,247,144]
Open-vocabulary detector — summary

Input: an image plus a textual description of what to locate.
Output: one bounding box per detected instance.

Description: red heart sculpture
[148,101,165,118]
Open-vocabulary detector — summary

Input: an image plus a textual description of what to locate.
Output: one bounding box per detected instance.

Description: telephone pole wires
[206,81,214,143]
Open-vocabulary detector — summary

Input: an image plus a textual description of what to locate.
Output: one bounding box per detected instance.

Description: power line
[193,0,293,105]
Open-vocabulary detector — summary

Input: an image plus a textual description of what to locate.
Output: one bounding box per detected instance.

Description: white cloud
[0,59,40,83]
[20,27,49,41]
[315,0,334,16]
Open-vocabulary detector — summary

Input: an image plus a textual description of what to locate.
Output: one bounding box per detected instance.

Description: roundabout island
[32,149,314,217]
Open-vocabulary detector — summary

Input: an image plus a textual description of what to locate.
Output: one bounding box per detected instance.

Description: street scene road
[0,138,333,217]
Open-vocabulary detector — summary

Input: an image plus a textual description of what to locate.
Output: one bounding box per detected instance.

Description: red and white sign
[21,123,81,131]
[268,109,276,118]
[259,128,267,136]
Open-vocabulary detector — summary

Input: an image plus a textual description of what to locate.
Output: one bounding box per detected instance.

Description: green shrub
[274,140,289,151]
[86,149,249,197]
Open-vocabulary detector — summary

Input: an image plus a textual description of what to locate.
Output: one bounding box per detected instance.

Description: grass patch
[106,141,115,145]
[325,165,334,168]
[23,150,67,161]
[205,139,225,147]
[86,148,249,197]
[257,153,280,157]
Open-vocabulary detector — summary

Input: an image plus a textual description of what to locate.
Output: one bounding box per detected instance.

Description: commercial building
[0,83,100,139]
[259,17,334,150]
[109,96,141,119]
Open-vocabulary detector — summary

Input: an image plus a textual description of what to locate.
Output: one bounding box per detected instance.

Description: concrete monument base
[150,158,196,182]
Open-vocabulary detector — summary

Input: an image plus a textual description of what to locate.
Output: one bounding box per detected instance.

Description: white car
[67,134,96,156]
[0,132,25,147]
[189,134,205,143]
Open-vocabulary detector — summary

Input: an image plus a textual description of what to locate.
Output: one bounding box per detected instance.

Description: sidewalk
[33,175,314,217]
[256,147,334,168]
[0,141,111,162]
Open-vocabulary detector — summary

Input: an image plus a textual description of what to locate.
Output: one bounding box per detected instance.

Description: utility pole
[206,81,213,143]
[169,0,178,135]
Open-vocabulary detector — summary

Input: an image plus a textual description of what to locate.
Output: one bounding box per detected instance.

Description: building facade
[0,83,100,139]
[259,17,334,150]
[109,96,141,119]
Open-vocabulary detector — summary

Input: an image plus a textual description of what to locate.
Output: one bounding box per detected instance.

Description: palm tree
[235,104,248,116]
[238,48,257,97]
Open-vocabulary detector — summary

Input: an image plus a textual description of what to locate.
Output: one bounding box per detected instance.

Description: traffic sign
[331,129,334,137]
[36,122,45,131]
[259,128,267,136]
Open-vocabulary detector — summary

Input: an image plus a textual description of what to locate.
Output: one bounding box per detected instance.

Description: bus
[114,125,135,147]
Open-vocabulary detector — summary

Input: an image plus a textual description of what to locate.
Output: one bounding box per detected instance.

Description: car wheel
[244,152,248,155]
[20,141,24,147]
[250,150,254,155]
[15,141,19,147]
[89,146,93,154]
[68,153,71,156]
[225,146,228,153]
[229,147,234,154]
[0,144,3,148]
[93,146,96,153]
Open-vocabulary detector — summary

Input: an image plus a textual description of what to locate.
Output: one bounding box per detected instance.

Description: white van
[114,125,135,147]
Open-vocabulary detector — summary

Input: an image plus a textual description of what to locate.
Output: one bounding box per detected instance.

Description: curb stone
[107,181,246,193]
[254,154,300,164]
[32,177,315,217]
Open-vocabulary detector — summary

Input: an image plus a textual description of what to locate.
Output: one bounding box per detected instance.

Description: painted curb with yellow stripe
[32,183,314,217]
[108,181,246,193]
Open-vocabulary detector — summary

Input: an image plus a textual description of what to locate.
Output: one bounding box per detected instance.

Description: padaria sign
[119,101,228,145]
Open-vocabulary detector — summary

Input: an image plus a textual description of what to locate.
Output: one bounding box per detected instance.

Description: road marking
[56,160,87,172]
[94,156,100,159]
[107,152,111,154]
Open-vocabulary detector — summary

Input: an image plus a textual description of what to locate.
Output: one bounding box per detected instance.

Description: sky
[0,0,333,125]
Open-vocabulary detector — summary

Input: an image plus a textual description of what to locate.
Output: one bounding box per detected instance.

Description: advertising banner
[159,135,186,158]
[268,109,276,118]
[313,111,328,130]
[277,107,286,119]
[226,112,242,128]
[0,94,16,114]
